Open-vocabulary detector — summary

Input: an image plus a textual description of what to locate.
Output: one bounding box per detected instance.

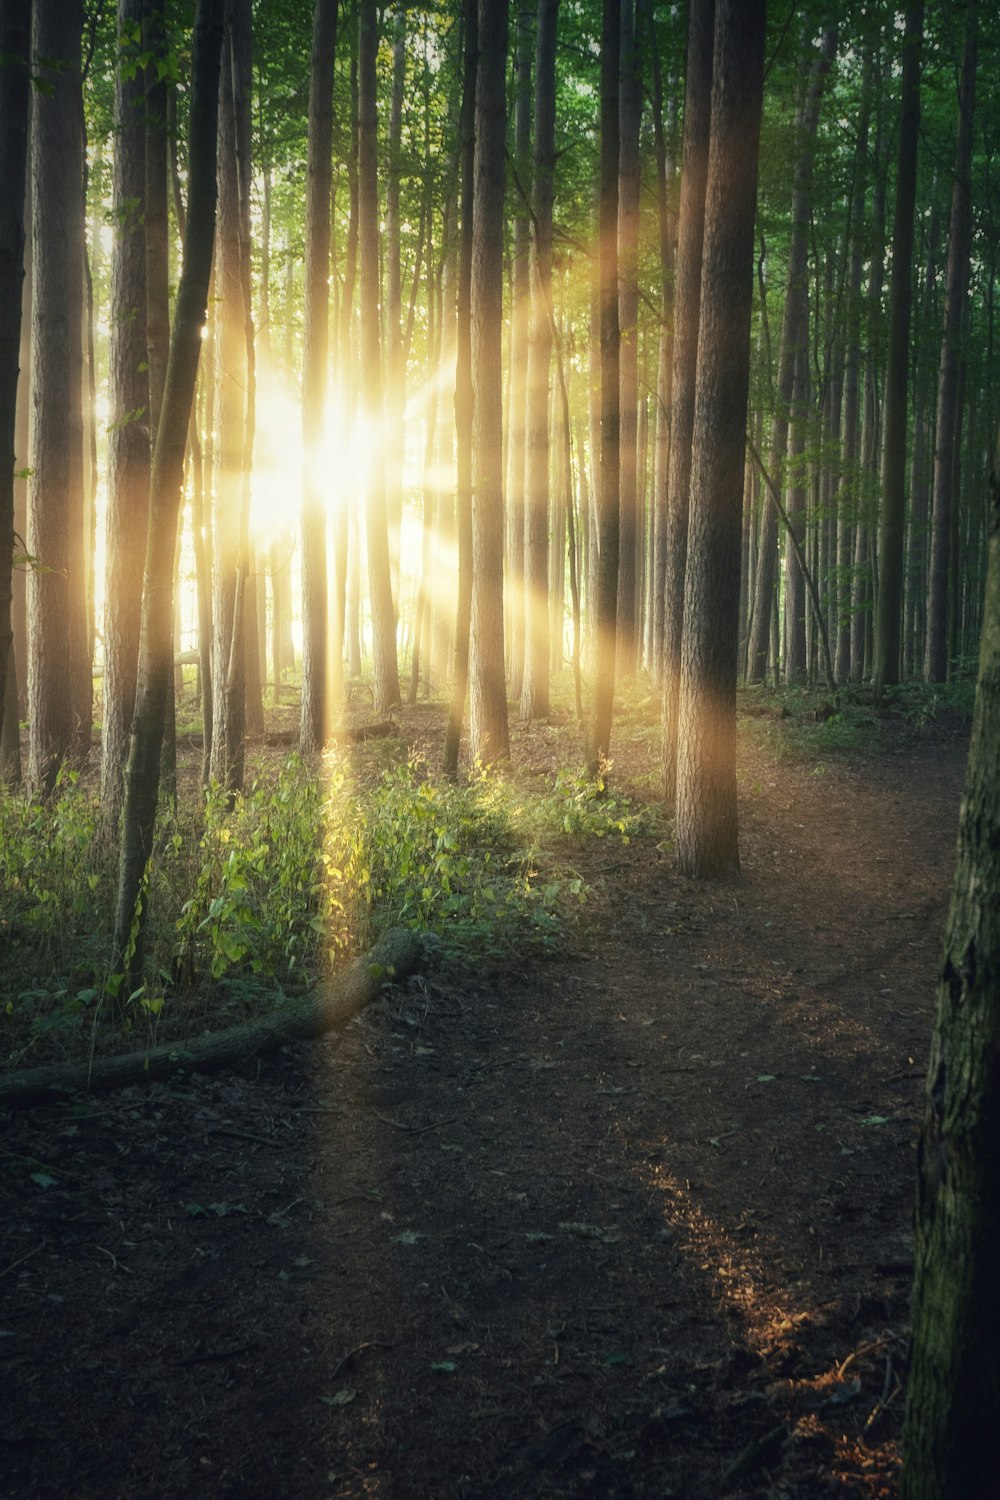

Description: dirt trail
[1,729,967,1498]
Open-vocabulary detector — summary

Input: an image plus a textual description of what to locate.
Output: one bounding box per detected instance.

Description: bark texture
[901,437,1000,1500]
[674,0,765,880]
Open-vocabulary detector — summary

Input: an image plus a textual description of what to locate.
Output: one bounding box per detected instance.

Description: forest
[2,0,999,1496]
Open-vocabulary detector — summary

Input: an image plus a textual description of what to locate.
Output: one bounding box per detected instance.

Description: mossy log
[0,927,423,1112]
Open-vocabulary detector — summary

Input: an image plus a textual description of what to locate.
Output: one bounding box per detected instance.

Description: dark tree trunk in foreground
[359,0,400,715]
[0,0,31,750]
[674,0,765,879]
[924,0,977,685]
[28,0,89,795]
[101,0,150,826]
[442,0,476,779]
[873,2,922,700]
[661,0,713,799]
[299,0,339,751]
[901,436,1000,1500]
[469,0,509,763]
[587,0,621,775]
[113,0,225,990]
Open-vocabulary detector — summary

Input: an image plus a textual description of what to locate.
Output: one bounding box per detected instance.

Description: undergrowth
[0,748,644,1069]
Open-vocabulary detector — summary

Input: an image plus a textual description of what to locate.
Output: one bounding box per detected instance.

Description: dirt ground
[1,703,969,1498]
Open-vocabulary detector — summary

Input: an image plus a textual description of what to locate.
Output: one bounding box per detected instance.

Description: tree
[505,2,531,702]
[660,0,713,800]
[0,0,31,754]
[924,0,977,684]
[27,0,89,796]
[873,2,922,700]
[113,0,225,987]
[299,0,339,752]
[587,0,620,775]
[359,0,400,716]
[673,0,765,879]
[615,0,641,678]
[469,0,509,763]
[900,433,1000,1499]
[100,0,151,827]
[521,0,558,724]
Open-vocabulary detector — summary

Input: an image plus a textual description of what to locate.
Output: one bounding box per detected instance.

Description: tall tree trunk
[299,0,339,751]
[384,3,406,612]
[873,2,922,700]
[27,0,88,795]
[783,345,808,682]
[209,0,252,793]
[648,30,676,686]
[661,0,713,798]
[521,0,558,723]
[674,0,765,879]
[616,0,641,678]
[505,2,531,701]
[101,0,150,826]
[746,24,836,685]
[587,0,621,774]
[0,0,31,755]
[924,0,977,684]
[900,433,1000,1500]
[442,0,476,779]
[113,0,224,987]
[469,0,509,762]
[359,0,400,714]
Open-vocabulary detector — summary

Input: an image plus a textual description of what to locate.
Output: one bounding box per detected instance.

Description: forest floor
[1,691,969,1499]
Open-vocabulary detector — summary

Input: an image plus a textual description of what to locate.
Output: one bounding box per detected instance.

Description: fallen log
[0,927,423,1112]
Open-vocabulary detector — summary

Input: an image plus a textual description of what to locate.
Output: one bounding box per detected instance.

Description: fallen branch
[0,927,424,1112]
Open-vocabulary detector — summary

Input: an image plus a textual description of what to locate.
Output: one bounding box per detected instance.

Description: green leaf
[860,1115,889,1127]
[30,1171,56,1189]
[430,1361,457,1373]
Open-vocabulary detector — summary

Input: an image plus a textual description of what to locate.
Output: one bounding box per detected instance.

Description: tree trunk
[101,0,150,827]
[442,0,477,779]
[113,0,225,990]
[27,0,88,796]
[648,29,676,686]
[521,0,558,723]
[674,0,765,879]
[505,3,531,702]
[661,0,713,798]
[384,4,406,612]
[746,25,836,685]
[469,0,509,763]
[615,0,641,679]
[587,0,621,775]
[299,0,339,750]
[924,0,976,684]
[359,0,400,715]
[900,435,1000,1500]
[0,0,31,756]
[0,928,423,1111]
[873,3,922,700]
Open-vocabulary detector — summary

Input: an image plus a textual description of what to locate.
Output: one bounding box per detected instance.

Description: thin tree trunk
[587,0,621,774]
[873,3,922,699]
[299,0,339,750]
[113,0,225,988]
[505,3,531,701]
[924,0,976,683]
[616,0,641,678]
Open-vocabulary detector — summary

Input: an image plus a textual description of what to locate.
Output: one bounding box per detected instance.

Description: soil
[1,702,969,1499]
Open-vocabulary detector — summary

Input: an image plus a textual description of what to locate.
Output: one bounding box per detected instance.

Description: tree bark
[674,0,765,880]
[873,3,922,700]
[615,0,641,678]
[521,0,558,723]
[661,0,712,798]
[27,0,88,796]
[900,435,1000,1500]
[113,0,225,990]
[586,0,621,775]
[469,0,510,763]
[505,2,532,701]
[0,0,31,756]
[924,0,977,684]
[359,0,401,715]
[299,0,339,751]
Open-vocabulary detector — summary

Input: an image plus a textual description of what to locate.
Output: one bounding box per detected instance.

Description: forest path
[2,723,968,1499]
